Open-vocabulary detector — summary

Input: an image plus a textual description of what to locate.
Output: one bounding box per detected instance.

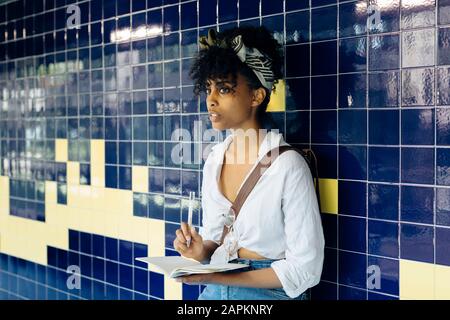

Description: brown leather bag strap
[218,145,297,245]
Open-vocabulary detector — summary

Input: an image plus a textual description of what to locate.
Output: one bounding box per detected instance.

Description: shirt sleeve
[198,155,224,246]
[270,152,325,298]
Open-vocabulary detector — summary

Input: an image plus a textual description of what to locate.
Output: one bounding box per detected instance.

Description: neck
[227,122,267,165]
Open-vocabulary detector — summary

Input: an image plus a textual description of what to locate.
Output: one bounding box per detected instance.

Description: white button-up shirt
[199,130,325,298]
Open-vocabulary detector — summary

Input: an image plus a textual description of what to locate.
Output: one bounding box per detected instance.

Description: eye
[219,87,231,94]
[205,88,211,95]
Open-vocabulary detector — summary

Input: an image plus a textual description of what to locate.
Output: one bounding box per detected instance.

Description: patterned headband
[199,29,275,92]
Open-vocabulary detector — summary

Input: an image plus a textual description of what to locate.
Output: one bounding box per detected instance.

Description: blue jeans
[198,258,310,300]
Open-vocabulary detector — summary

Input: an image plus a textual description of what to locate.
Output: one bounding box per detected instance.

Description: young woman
[172,26,325,300]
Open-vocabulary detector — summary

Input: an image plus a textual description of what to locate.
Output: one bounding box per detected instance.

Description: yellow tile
[165,277,183,300]
[0,175,9,216]
[55,139,68,162]
[67,161,80,186]
[320,178,338,214]
[435,264,450,300]
[400,259,435,300]
[132,166,149,193]
[91,139,105,187]
[267,80,286,112]
[45,181,57,204]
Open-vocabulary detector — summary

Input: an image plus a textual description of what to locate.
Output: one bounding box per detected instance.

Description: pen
[186,191,194,248]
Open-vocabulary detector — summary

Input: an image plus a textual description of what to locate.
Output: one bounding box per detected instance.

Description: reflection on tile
[339,37,367,73]
[286,11,309,44]
[312,5,337,41]
[401,0,435,29]
[402,68,435,106]
[369,147,399,183]
[368,0,400,33]
[439,0,450,24]
[401,147,435,185]
[368,183,399,221]
[369,34,400,71]
[339,73,366,108]
[437,187,450,226]
[437,108,450,145]
[401,109,435,145]
[369,71,400,108]
[402,29,435,67]
[339,1,368,37]
[400,223,434,263]
[401,185,434,224]
[437,148,450,186]
[437,67,450,106]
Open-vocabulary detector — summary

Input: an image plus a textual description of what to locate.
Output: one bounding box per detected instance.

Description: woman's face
[206,73,265,131]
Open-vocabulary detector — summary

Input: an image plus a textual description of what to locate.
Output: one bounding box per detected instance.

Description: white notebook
[135,256,249,278]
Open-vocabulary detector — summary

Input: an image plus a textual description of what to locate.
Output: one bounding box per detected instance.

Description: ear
[251,88,267,108]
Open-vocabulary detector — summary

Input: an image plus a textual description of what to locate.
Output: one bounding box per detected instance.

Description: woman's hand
[175,273,219,285]
[173,222,204,261]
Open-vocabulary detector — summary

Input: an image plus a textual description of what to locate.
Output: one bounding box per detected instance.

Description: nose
[206,88,218,108]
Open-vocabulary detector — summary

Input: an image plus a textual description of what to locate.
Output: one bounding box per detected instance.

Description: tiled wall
[0,0,450,300]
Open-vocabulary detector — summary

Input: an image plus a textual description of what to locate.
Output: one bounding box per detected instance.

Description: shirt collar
[211,130,288,163]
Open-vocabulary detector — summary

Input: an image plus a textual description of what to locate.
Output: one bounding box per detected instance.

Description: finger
[190,225,201,240]
[174,239,188,252]
[176,229,187,244]
[180,222,192,242]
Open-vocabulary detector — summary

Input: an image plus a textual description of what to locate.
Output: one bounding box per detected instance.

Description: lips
[208,112,221,122]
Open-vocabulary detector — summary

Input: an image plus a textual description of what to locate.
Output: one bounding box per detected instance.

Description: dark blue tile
[181,170,200,199]
[339,286,366,300]
[402,109,435,145]
[106,261,119,285]
[369,34,400,71]
[219,0,237,23]
[321,248,337,282]
[321,213,337,248]
[199,0,216,27]
[181,1,197,29]
[311,145,337,179]
[286,44,310,77]
[368,220,399,258]
[312,76,337,109]
[148,194,164,220]
[80,254,92,277]
[69,230,79,251]
[165,222,179,249]
[105,237,118,261]
[339,1,369,37]
[286,10,309,45]
[339,37,367,73]
[134,243,148,268]
[368,147,399,183]
[80,232,92,255]
[436,227,450,266]
[183,284,201,300]
[47,247,57,267]
[339,73,366,109]
[92,257,105,281]
[311,111,337,144]
[339,216,366,253]
[338,110,367,144]
[92,234,104,258]
[402,29,435,68]
[119,117,131,140]
[437,148,450,186]
[105,165,118,189]
[369,71,400,108]
[312,5,337,41]
[164,196,181,223]
[401,223,434,263]
[286,111,309,144]
[339,251,367,289]
[149,271,165,299]
[165,169,181,195]
[119,142,132,167]
[339,146,367,181]
[369,110,399,145]
[312,40,337,75]
[439,0,450,24]
[149,168,164,193]
[401,147,434,184]
[133,192,148,218]
[119,289,133,300]
[119,264,133,290]
[239,0,260,19]
[119,240,133,265]
[338,180,366,217]
[367,256,399,296]
[261,0,283,16]
[311,281,338,300]
[134,268,148,294]
[437,187,450,226]
[163,6,180,32]
[437,108,450,145]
